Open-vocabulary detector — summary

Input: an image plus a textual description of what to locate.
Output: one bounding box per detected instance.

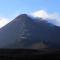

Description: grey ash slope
[0,14,60,48]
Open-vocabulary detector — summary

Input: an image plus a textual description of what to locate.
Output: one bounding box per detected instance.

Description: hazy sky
[0,0,60,28]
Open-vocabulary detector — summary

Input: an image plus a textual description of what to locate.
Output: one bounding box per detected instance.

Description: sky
[0,0,60,28]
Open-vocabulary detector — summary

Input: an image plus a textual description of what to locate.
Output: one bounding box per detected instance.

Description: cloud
[31,10,60,26]
[31,10,48,19]
[0,18,10,28]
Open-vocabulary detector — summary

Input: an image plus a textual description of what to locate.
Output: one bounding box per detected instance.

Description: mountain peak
[15,14,28,19]
[20,14,28,16]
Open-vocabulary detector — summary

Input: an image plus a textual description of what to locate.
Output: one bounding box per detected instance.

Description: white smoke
[31,10,60,26]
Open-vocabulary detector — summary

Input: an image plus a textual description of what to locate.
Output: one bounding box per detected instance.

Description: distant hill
[0,14,60,49]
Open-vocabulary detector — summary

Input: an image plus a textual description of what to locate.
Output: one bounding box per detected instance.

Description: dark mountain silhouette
[0,14,60,49]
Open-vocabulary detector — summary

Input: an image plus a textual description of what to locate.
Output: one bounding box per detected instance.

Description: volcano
[0,14,60,49]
